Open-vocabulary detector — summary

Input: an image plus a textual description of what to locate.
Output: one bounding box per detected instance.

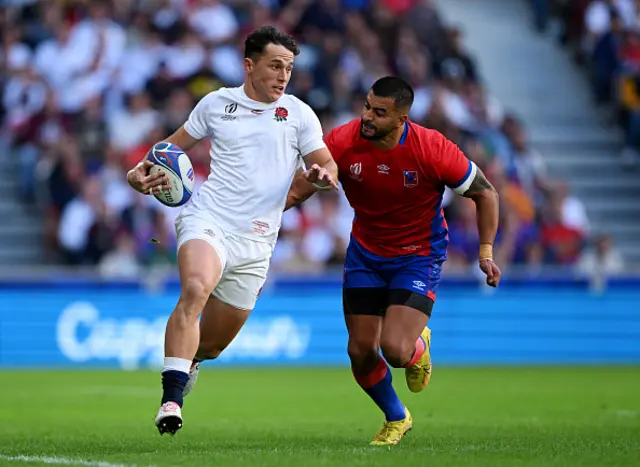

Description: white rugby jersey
[183,86,326,244]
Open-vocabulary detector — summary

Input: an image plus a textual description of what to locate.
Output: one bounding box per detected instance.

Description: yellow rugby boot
[405,326,432,393]
[370,407,413,446]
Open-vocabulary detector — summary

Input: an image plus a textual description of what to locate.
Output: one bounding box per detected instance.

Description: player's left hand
[479,258,501,287]
[304,163,340,191]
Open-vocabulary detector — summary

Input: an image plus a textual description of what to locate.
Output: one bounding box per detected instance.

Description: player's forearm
[284,171,316,211]
[473,190,499,246]
[461,168,500,259]
[320,158,339,183]
[284,185,316,211]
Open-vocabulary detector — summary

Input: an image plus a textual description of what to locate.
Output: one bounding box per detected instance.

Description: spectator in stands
[554,181,591,236]
[591,12,624,105]
[576,233,625,277]
[531,0,550,33]
[501,115,551,209]
[11,91,70,202]
[540,191,585,266]
[98,229,142,279]
[57,173,117,265]
[108,91,160,152]
[618,29,640,164]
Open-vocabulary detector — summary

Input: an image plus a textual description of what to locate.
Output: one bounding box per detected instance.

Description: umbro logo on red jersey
[377,164,390,175]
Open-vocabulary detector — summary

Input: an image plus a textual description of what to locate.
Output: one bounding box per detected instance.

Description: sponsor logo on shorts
[412,280,426,291]
[204,229,215,238]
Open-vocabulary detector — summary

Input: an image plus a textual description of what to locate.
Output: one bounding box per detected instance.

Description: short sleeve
[184,93,214,140]
[435,133,477,195]
[297,101,326,157]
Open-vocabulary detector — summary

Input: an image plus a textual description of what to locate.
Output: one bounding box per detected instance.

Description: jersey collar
[399,121,409,146]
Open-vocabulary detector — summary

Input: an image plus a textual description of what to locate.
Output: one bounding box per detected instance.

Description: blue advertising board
[1,277,639,369]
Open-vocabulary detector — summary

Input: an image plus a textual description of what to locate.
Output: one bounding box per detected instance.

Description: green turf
[0,367,639,466]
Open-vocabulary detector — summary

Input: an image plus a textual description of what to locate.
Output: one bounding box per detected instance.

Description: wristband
[479,244,493,261]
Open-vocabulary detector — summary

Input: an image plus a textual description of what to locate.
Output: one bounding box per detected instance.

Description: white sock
[163,357,192,375]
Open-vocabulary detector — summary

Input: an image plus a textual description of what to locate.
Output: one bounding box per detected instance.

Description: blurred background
[0,0,638,369]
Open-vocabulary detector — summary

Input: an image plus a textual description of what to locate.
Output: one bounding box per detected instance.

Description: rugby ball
[146,142,195,207]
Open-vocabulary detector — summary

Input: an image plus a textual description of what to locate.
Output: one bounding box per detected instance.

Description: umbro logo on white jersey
[377,164,390,174]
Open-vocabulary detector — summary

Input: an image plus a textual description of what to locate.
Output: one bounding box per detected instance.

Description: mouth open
[273,86,284,93]
[362,123,376,132]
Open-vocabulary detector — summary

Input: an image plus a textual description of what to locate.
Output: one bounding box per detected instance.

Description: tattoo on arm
[462,167,495,198]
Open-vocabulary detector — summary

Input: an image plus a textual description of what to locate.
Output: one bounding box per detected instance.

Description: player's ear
[244,57,255,74]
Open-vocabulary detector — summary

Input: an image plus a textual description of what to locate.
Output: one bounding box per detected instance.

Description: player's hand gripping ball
[304,163,340,191]
[479,258,502,287]
[145,142,196,207]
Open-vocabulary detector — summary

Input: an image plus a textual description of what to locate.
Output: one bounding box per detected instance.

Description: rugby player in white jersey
[125,26,338,436]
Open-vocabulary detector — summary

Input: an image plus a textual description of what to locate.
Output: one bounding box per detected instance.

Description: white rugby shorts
[174,206,273,311]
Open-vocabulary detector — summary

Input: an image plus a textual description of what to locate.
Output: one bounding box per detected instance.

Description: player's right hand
[479,258,501,287]
[304,163,340,191]
[126,160,171,195]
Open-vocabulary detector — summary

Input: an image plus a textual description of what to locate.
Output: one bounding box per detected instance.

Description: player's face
[245,44,294,103]
[360,92,406,140]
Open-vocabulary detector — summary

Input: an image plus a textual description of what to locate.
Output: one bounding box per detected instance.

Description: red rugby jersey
[326,119,476,257]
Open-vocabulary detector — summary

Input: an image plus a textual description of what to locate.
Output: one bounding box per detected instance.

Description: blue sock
[161,370,189,407]
[354,357,406,421]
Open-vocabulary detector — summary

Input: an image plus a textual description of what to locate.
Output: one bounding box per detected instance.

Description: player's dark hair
[244,26,300,60]
[370,76,415,111]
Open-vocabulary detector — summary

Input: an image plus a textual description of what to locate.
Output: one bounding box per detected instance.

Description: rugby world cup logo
[349,162,362,182]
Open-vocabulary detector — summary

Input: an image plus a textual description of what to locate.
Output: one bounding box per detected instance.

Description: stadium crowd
[555,0,640,165]
[0,0,609,277]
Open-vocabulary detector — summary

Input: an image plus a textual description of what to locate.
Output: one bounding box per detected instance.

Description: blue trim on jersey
[399,122,409,145]
[429,189,448,257]
[449,159,473,189]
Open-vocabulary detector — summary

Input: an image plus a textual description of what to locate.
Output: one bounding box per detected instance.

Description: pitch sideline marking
[0,454,155,467]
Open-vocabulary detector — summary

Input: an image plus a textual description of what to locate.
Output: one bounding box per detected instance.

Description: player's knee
[179,277,213,315]
[347,339,379,369]
[380,339,414,368]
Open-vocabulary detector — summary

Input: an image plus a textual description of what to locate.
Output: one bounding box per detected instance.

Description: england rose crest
[274,107,288,122]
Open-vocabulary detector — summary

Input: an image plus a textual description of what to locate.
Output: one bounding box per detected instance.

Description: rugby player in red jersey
[286,76,501,445]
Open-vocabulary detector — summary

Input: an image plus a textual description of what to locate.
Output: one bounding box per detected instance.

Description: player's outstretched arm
[460,168,502,287]
[126,126,201,195]
[284,148,339,211]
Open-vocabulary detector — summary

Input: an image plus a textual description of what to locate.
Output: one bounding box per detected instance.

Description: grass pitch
[0,367,638,466]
